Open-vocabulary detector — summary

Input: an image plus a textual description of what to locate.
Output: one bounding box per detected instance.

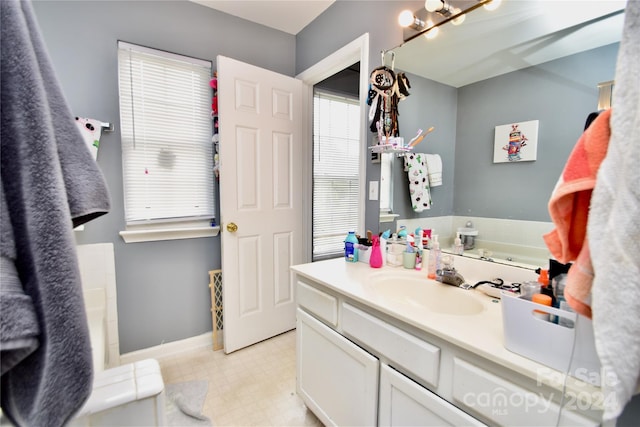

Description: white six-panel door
[217,56,303,353]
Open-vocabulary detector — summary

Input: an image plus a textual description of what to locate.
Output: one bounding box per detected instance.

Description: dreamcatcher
[367,51,411,138]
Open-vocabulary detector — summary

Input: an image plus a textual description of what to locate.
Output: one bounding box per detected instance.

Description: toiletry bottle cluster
[344,227,441,272]
[520,263,573,325]
[343,230,384,268]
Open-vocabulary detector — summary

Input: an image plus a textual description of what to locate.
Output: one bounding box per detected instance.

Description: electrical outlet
[369,181,379,201]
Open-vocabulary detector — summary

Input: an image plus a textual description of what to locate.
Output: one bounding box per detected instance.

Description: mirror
[386,0,625,269]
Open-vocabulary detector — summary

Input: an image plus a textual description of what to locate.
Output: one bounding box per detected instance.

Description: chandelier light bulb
[451,7,466,25]
[484,0,502,11]
[424,20,439,39]
[398,10,415,27]
[425,0,443,13]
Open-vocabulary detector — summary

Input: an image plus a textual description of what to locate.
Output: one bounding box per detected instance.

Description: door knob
[226,222,238,233]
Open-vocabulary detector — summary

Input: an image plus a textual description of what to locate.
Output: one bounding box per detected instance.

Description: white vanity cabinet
[296,277,487,426]
[297,308,379,427]
[293,266,602,427]
[379,364,485,426]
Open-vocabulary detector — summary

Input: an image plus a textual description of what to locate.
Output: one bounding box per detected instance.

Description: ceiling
[190,1,625,87]
[190,0,335,35]
[392,0,626,87]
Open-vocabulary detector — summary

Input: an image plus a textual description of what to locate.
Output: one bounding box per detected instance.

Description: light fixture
[398,9,426,30]
[425,0,453,16]
[483,0,502,11]
[424,20,439,39]
[451,7,465,25]
[398,0,500,43]
[424,0,440,12]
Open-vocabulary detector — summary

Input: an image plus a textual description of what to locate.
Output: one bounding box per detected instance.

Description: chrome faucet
[436,255,466,287]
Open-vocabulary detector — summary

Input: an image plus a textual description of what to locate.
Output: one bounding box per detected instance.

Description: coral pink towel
[543,109,611,317]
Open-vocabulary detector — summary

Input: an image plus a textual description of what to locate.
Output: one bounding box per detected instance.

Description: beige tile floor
[158,330,323,426]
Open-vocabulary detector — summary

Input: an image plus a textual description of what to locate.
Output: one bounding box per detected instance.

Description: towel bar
[100,122,114,132]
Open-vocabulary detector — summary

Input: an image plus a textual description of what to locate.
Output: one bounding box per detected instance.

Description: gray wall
[296,0,424,234]
[392,72,458,219]
[389,43,619,222]
[32,0,295,353]
[454,43,619,221]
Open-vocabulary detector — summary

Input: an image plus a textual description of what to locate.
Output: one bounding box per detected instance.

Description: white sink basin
[368,272,485,316]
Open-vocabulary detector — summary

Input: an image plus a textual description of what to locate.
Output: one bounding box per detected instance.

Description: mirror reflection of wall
[383,3,623,268]
[392,42,619,222]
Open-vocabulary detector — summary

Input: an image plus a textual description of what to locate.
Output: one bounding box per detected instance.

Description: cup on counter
[402,251,416,269]
[357,245,371,264]
[520,281,540,300]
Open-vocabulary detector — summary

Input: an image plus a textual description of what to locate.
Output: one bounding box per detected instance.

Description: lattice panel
[208,269,224,351]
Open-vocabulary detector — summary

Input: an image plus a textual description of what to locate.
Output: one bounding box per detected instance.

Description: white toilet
[71,359,166,426]
[72,244,167,426]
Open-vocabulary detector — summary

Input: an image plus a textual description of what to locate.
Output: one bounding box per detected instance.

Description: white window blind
[313,90,361,259]
[117,41,214,224]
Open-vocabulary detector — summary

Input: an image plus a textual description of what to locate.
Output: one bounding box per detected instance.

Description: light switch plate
[369,181,379,201]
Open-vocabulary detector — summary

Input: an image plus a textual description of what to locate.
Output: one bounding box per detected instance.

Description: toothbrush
[408,129,423,147]
[409,126,435,148]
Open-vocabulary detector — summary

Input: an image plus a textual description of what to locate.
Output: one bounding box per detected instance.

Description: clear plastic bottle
[553,273,567,304]
[344,231,358,263]
[453,232,464,255]
[427,235,441,279]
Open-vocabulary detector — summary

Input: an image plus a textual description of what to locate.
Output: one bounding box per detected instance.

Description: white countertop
[291,257,602,401]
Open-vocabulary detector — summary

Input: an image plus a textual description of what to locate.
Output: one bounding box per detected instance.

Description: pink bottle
[370,236,383,268]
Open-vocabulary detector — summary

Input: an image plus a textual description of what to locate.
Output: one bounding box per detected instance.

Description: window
[117,41,214,231]
[313,90,361,260]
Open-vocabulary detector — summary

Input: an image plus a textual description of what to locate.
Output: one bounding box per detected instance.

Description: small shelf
[379,213,399,223]
[368,144,413,155]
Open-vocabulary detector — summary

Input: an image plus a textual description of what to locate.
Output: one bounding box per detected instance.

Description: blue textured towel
[0,0,110,425]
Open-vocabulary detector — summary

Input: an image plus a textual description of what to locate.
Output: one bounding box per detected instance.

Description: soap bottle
[553,274,574,327]
[421,229,431,250]
[453,232,464,255]
[369,236,383,268]
[553,273,567,305]
[344,231,358,263]
[538,269,555,305]
[427,235,441,280]
[537,268,559,322]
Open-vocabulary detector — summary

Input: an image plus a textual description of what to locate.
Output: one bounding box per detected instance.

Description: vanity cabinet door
[296,309,379,427]
[452,358,598,426]
[379,364,486,427]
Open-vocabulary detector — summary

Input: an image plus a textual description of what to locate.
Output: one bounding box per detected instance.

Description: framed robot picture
[493,120,539,163]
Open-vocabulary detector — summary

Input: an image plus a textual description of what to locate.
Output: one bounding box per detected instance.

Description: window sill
[379,213,399,223]
[119,225,220,243]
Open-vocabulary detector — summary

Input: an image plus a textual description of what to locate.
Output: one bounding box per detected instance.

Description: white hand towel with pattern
[404,153,431,212]
[75,117,103,161]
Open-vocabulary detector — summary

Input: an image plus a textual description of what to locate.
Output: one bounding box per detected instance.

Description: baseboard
[119,331,213,365]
